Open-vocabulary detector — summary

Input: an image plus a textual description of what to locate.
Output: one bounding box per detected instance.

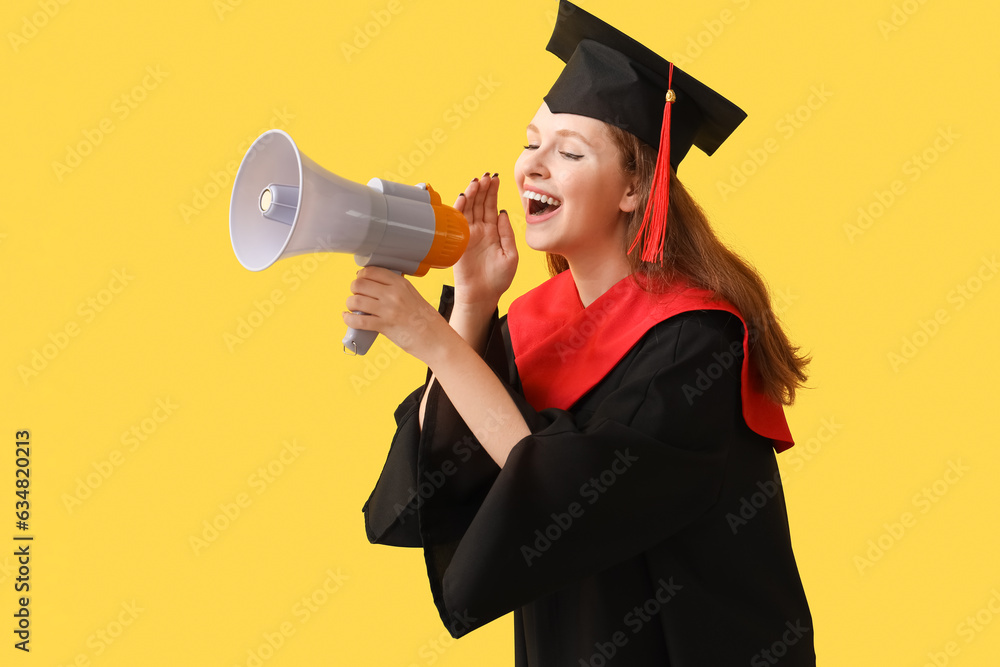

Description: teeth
[524,190,561,207]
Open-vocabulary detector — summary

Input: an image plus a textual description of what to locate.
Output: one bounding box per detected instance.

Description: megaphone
[229,129,469,355]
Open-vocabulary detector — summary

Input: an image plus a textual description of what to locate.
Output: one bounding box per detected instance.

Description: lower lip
[525,203,562,224]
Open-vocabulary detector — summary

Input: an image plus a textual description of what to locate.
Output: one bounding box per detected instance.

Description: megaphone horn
[229,130,469,355]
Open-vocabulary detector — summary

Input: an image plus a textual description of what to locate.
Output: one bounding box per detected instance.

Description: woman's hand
[344,267,455,366]
[451,173,518,314]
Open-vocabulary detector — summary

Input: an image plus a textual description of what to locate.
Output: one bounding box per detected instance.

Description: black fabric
[543,0,747,171]
[363,287,814,666]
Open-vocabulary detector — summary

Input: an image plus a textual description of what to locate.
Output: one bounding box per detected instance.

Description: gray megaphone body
[229,130,469,355]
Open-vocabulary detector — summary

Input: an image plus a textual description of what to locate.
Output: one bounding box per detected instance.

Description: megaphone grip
[342,268,402,355]
[342,325,379,356]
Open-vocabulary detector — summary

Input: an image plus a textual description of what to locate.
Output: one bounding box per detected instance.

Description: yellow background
[3,0,998,664]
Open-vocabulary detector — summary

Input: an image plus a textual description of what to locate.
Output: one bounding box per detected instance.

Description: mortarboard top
[543,0,747,172]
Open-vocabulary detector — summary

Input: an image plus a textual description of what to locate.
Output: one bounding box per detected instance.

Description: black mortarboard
[544,0,747,172]
[542,1,747,262]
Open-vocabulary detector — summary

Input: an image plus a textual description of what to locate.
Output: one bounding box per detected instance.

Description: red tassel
[628,63,674,264]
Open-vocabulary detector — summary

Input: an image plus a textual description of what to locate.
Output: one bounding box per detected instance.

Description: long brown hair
[545,125,810,405]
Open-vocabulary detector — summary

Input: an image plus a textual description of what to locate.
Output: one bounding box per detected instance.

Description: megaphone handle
[342,325,379,356]
[342,268,402,356]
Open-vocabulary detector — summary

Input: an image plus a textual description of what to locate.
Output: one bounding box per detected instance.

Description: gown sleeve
[362,286,506,549]
[363,287,750,638]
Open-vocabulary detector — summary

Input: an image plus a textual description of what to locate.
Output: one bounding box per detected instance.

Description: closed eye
[522,145,583,160]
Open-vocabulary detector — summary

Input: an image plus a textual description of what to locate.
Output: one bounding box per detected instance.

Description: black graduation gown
[363,287,815,666]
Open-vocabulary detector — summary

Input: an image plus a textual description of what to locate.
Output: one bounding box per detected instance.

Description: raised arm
[345,173,523,467]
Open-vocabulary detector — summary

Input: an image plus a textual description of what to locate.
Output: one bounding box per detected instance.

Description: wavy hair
[545,125,810,405]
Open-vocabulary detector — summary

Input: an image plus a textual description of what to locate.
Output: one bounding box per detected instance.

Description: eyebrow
[526,124,593,147]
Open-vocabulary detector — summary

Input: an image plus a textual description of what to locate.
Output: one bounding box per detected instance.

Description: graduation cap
[543,0,747,263]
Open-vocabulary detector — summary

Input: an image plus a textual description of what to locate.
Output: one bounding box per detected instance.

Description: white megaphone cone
[230,130,469,355]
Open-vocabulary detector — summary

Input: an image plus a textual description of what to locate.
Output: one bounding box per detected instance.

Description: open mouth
[525,190,562,217]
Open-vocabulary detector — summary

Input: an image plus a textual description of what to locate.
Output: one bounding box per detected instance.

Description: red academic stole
[507,271,794,452]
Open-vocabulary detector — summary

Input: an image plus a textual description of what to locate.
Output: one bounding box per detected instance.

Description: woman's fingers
[346,272,409,328]
[458,178,480,224]
[471,173,492,224]
[341,309,379,333]
[483,174,500,225]
[343,268,449,362]
[353,265,399,288]
[497,209,518,258]
[345,292,379,313]
[455,173,502,232]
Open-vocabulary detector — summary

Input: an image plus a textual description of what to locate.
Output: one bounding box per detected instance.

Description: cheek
[566,173,618,215]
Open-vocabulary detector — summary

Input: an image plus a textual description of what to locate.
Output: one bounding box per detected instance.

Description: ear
[618,176,640,213]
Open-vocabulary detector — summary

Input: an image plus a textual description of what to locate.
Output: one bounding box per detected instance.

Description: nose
[517,146,550,181]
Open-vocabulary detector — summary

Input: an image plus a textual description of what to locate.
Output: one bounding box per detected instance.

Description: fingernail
[492,173,499,178]
[458,193,466,197]
[471,178,477,183]
[499,209,507,216]
[482,171,490,177]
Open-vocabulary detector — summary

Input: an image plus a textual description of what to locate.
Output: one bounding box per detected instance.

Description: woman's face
[514,102,637,263]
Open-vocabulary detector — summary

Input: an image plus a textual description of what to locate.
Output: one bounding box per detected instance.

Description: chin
[523,228,560,255]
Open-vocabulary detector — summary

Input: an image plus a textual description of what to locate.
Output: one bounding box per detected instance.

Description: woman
[350,2,815,664]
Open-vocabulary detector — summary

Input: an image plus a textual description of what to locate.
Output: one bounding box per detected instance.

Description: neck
[565,252,631,307]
